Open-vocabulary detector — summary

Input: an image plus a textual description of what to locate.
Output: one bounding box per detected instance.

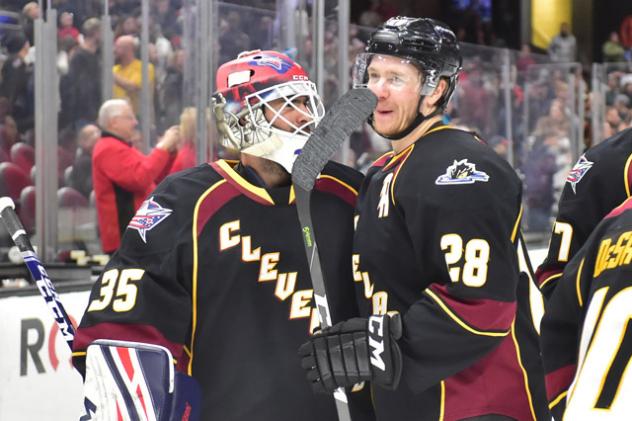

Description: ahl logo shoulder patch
[566,154,594,194]
[128,196,173,243]
[435,159,490,185]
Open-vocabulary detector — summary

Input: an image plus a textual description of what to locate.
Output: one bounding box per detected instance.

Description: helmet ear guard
[212,93,244,151]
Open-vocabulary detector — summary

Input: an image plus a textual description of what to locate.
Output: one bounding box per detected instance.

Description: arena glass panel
[519,62,584,238]
[53,9,108,265]
[591,62,632,146]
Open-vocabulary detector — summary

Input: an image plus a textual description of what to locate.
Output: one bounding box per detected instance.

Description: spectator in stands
[159,48,184,129]
[168,107,200,174]
[0,115,20,155]
[109,0,138,19]
[218,12,250,64]
[602,31,626,62]
[58,125,77,173]
[60,17,102,130]
[614,93,631,119]
[605,106,625,136]
[534,98,571,138]
[249,15,274,51]
[152,0,179,40]
[113,35,155,116]
[21,2,40,45]
[0,31,34,133]
[548,22,577,63]
[68,123,100,199]
[57,35,79,76]
[605,72,621,106]
[516,43,536,73]
[58,11,80,42]
[358,0,383,27]
[93,99,179,254]
[114,15,141,40]
[523,134,557,232]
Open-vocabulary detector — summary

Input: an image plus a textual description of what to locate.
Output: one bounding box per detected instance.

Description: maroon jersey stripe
[444,335,535,420]
[535,267,563,289]
[314,176,358,207]
[605,195,632,219]
[545,364,577,402]
[430,283,516,333]
[195,181,240,236]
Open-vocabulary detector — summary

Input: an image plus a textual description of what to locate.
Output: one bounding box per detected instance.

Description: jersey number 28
[440,234,490,287]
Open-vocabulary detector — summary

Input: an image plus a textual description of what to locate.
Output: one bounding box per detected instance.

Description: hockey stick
[292,88,377,421]
[0,197,76,351]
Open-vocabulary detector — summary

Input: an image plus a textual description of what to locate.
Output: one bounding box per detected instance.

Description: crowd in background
[0,0,631,261]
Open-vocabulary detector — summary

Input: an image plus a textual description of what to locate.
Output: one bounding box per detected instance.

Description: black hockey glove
[298,314,403,394]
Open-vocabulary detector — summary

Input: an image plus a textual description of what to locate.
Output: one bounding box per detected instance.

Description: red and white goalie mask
[212,50,325,173]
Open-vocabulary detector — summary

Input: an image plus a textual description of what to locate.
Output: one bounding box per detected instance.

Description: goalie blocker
[80,340,200,421]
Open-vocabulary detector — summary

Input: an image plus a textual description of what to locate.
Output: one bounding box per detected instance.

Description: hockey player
[299,17,550,420]
[72,50,372,420]
[536,127,632,299]
[540,195,632,419]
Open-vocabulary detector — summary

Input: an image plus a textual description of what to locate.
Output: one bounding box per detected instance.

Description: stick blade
[292,88,377,191]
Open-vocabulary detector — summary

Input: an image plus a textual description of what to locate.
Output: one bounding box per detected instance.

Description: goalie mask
[212,50,325,173]
[352,17,462,140]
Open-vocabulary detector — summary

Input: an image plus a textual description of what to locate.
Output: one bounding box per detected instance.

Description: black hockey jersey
[72,160,373,421]
[536,127,632,298]
[352,126,549,420]
[541,195,632,419]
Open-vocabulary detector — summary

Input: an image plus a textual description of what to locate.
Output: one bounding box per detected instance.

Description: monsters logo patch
[248,55,292,73]
[566,154,594,194]
[128,197,172,243]
[435,159,490,185]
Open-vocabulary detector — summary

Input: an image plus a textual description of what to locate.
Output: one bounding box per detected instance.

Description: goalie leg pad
[80,339,200,421]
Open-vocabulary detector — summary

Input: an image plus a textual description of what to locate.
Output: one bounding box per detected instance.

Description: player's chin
[373,123,396,138]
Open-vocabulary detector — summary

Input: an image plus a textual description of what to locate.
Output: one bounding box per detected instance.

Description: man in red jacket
[93,98,179,253]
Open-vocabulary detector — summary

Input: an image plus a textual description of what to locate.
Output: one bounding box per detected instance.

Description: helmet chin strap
[375,95,442,141]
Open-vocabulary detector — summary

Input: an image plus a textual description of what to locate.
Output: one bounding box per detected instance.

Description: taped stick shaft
[294,185,351,419]
[290,90,376,421]
[0,197,76,351]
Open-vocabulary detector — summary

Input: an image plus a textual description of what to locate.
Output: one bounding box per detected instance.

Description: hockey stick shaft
[292,88,377,421]
[294,186,352,419]
[0,197,76,351]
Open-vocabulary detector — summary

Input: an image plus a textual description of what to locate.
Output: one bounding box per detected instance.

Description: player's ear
[419,79,448,115]
[427,79,448,108]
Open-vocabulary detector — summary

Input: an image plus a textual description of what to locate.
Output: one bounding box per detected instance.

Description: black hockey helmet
[353,16,462,110]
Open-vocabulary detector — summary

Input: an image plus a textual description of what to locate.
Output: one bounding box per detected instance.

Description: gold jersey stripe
[624,153,632,198]
[439,380,446,421]
[549,390,568,410]
[576,257,585,307]
[390,144,415,206]
[510,320,538,420]
[188,179,228,375]
[540,272,563,289]
[216,159,274,205]
[511,205,524,243]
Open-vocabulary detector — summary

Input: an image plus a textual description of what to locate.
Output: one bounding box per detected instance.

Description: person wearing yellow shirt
[113,35,154,115]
